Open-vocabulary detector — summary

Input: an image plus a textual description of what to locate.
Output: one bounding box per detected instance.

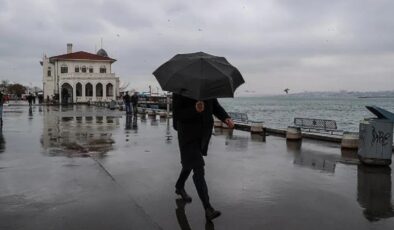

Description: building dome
[97,48,108,57]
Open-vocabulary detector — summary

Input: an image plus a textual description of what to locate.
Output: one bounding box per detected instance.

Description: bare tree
[0,80,9,92]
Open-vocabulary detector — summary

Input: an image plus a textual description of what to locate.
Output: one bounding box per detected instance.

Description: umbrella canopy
[153,52,245,100]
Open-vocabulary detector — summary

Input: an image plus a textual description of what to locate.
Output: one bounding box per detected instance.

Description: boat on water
[137,92,172,111]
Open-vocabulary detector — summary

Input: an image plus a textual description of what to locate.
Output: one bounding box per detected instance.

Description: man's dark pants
[176,166,212,210]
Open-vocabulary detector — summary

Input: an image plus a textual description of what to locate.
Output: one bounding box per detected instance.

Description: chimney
[67,43,73,54]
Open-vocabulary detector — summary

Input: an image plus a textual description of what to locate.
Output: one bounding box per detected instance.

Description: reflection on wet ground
[0,131,5,153]
[358,165,394,221]
[41,107,119,158]
[175,199,215,230]
[287,140,338,173]
[1,105,394,230]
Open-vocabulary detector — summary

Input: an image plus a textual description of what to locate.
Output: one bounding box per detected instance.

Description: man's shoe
[205,207,221,221]
[175,189,192,203]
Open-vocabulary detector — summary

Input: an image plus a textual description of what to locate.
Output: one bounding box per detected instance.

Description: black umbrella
[153,52,245,100]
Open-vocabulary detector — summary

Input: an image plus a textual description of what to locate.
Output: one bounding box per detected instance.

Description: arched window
[106,83,113,96]
[81,66,87,73]
[85,83,93,96]
[96,83,103,97]
[89,66,94,73]
[61,83,73,103]
[99,65,106,73]
[76,83,82,96]
[60,64,68,73]
[75,65,80,73]
[47,67,51,76]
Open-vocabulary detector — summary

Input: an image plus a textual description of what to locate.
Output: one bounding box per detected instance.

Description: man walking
[172,93,234,221]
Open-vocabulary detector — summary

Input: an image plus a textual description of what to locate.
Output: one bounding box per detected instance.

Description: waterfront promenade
[1,105,393,230]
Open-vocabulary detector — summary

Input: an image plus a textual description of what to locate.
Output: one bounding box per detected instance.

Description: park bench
[228,112,264,124]
[293,117,341,135]
[228,112,250,124]
[227,112,265,136]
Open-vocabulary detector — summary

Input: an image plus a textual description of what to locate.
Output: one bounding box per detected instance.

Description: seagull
[284,88,290,94]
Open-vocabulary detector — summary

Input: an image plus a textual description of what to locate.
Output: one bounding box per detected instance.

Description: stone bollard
[214,117,223,128]
[286,126,302,140]
[221,127,233,136]
[159,111,167,118]
[341,132,359,149]
[250,122,264,134]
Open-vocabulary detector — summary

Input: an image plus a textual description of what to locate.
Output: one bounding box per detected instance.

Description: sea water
[220,96,394,132]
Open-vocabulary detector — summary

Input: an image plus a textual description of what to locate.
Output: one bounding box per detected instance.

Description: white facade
[41,44,120,103]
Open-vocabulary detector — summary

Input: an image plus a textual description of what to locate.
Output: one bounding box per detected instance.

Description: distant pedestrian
[172,93,234,221]
[123,92,132,114]
[27,94,33,107]
[38,94,43,104]
[131,92,139,115]
[0,91,4,128]
[2,94,8,104]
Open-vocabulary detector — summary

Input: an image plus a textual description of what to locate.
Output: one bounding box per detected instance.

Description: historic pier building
[41,43,120,103]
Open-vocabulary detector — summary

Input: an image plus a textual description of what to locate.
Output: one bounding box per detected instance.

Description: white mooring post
[341,132,359,149]
[250,121,264,134]
[286,126,302,140]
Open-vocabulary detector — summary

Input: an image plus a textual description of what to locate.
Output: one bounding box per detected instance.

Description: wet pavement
[1,105,394,230]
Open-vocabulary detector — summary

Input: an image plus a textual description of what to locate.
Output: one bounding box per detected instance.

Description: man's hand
[195,101,205,112]
[225,118,235,129]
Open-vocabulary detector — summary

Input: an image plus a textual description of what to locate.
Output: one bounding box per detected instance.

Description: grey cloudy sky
[1,0,394,95]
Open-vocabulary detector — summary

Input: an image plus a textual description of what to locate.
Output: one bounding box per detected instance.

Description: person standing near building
[131,92,139,115]
[172,93,234,221]
[123,92,132,114]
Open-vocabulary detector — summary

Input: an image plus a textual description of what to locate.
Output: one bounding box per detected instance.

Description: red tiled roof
[49,51,116,62]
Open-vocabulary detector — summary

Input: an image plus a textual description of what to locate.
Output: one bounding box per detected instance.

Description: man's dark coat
[123,94,131,103]
[172,94,230,168]
[131,94,138,106]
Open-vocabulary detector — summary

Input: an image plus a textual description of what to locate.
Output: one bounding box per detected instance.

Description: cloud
[0,0,393,94]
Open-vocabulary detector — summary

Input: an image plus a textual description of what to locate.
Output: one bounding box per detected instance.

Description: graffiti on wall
[371,126,391,147]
